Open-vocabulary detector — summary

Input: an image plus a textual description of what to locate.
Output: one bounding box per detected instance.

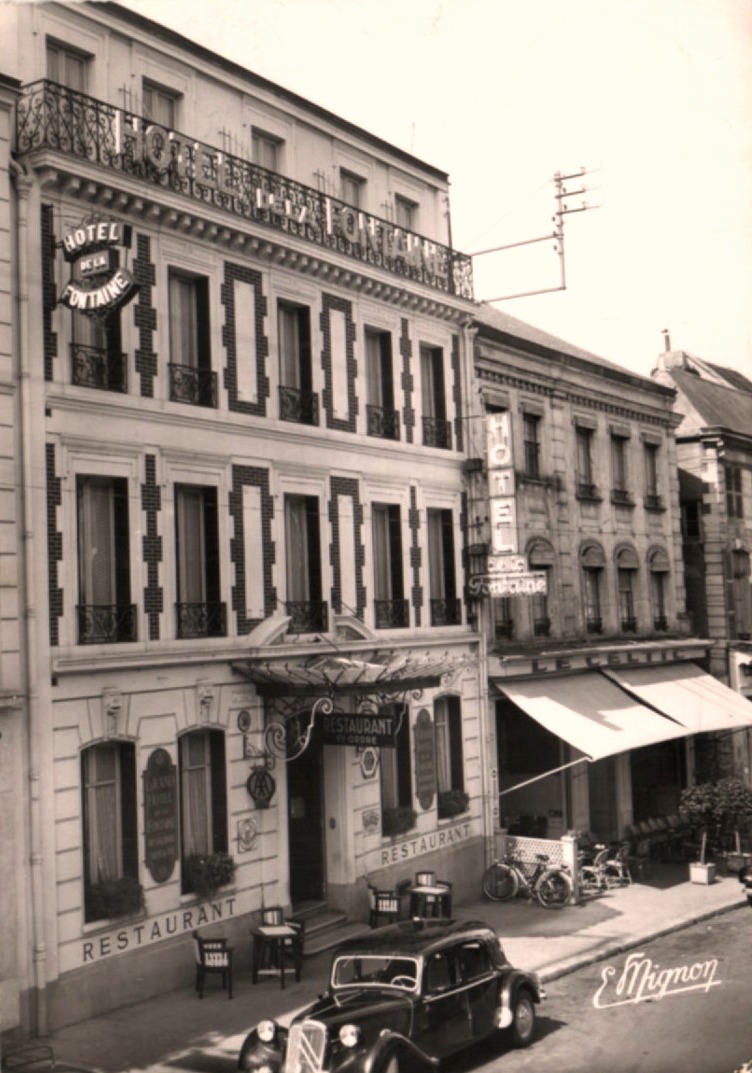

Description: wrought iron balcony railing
[374,599,410,629]
[176,602,227,639]
[653,615,669,632]
[429,597,462,626]
[586,617,603,634]
[644,493,665,511]
[17,80,474,299]
[533,617,552,637]
[576,481,600,500]
[494,619,514,640]
[366,404,400,440]
[279,385,319,425]
[77,603,137,644]
[285,600,329,634]
[611,488,634,506]
[71,343,127,392]
[168,362,218,408]
[621,617,638,633]
[422,415,452,450]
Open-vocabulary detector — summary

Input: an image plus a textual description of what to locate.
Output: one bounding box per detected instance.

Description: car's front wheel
[509,989,536,1047]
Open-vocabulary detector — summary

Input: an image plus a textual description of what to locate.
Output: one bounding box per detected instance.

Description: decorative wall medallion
[362,809,380,833]
[359,746,379,779]
[247,767,276,809]
[237,817,258,853]
[237,710,251,732]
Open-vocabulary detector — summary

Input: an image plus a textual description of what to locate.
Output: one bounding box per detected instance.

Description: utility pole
[474,167,599,302]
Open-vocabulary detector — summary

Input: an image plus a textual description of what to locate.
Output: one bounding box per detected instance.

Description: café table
[250,922,303,988]
[408,882,452,919]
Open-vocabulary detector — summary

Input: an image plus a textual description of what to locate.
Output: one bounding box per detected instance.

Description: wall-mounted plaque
[143,747,178,883]
[413,708,436,811]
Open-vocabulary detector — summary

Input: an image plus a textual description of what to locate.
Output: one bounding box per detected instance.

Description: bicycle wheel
[536,868,572,909]
[482,862,519,901]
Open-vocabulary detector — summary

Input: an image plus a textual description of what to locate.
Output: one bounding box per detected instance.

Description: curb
[539,898,746,983]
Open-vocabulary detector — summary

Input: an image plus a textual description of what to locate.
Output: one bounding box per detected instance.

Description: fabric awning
[602,663,752,734]
[497,671,689,761]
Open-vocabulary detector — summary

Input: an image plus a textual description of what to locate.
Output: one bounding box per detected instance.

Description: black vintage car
[238,918,545,1073]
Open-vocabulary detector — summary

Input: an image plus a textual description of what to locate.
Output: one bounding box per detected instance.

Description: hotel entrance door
[287,740,325,904]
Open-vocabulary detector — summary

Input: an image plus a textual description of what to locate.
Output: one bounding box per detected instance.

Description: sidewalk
[38,869,747,1073]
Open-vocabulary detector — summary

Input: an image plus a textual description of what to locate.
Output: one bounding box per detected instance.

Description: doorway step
[292,901,370,958]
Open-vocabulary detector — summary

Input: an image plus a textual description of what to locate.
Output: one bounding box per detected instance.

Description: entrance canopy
[497,671,688,762]
[602,663,752,734]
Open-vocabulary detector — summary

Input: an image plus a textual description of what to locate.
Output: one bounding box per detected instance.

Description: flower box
[689,861,716,885]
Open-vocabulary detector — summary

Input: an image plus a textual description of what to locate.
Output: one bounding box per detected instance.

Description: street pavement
[24,865,749,1073]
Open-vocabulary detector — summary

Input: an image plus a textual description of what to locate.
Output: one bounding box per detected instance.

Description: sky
[116,0,752,379]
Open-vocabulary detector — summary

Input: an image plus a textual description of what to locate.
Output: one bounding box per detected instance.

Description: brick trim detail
[451,333,463,452]
[229,466,275,633]
[320,293,358,432]
[46,443,63,646]
[400,318,414,444]
[141,454,163,640]
[409,484,422,626]
[42,204,58,382]
[222,262,269,415]
[133,234,157,397]
[329,476,365,618]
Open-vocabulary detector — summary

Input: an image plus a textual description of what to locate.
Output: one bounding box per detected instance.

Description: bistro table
[408,882,452,919]
[250,922,303,989]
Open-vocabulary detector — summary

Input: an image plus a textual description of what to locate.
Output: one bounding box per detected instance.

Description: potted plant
[85,875,145,922]
[381,806,417,839]
[437,789,470,820]
[182,851,236,899]
[679,777,752,884]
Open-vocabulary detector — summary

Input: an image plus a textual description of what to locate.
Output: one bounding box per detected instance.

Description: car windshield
[331,955,420,991]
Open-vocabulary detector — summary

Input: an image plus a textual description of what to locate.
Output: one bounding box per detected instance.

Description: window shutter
[209,731,228,854]
[380,334,394,409]
[196,278,211,371]
[441,511,456,598]
[120,743,139,879]
[113,478,131,608]
[298,307,312,393]
[204,487,221,605]
[389,505,403,600]
[305,496,322,601]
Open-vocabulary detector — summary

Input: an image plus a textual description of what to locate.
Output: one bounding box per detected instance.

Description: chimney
[662,328,671,352]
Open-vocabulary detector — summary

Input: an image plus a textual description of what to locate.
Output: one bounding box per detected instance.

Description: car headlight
[257,1019,277,1043]
[339,1024,361,1048]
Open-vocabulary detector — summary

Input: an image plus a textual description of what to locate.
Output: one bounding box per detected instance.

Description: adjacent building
[1,0,484,1036]
[651,343,752,783]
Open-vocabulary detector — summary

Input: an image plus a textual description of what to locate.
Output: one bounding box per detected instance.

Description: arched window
[648,546,670,631]
[580,542,606,634]
[615,545,639,633]
[81,741,138,922]
[527,539,555,637]
[179,728,228,893]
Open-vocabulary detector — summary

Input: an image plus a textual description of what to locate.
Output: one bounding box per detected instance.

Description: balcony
[494,620,514,640]
[169,363,217,408]
[422,416,452,450]
[576,481,601,501]
[430,598,462,626]
[374,599,409,629]
[621,617,638,633]
[533,617,551,637]
[285,600,329,634]
[77,604,137,644]
[586,617,603,635]
[654,616,668,632]
[176,602,227,639]
[71,343,127,393]
[611,488,634,507]
[644,493,665,512]
[279,385,319,426]
[366,404,400,440]
[17,81,474,299]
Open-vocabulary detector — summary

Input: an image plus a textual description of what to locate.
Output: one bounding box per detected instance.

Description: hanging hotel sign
[59,217,139,316]
[143,748,178,884]
[320,711,398,748]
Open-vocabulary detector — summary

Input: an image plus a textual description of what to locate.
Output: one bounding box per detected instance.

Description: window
[575,427,596,497]
[648,547,670,631]
[581,544,606,633]
[420,345,451,449]
[527,539,554,638]
[179,729,228,893]
[616,546,639,632]
[380,704,412,813]
[285,494,326,632]
[427,509,459,625]
[142,80,180,127]
[47,39,89,91]
[71,299,126,393]
[340,169,364,207]
[168,271,215,407]
[681,500,702,540]
[364,329,398,439]
[493,597,514,640]
[372,503,407,628]
[395,195,417,231]
[175,484,225,638]
[434,696,464,801]
[643,443,662,509]
[278,301,317,424]
[77,476,135,643]
[252,129,281,171]
[611,435,632,505]
[82,742,138,922]
[729,549,752,640]
[522,414,541,478]
[726,465,744,519]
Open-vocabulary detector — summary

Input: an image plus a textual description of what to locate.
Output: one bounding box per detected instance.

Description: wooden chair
[626,838,653,881]
[192,930,233,999]
[251,907,305,989]
[368,884,401,927]
[415,870,436,886]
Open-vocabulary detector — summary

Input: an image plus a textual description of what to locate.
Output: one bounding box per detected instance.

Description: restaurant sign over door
[144,747,178,883]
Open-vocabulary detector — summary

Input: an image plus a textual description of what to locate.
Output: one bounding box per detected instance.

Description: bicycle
[482,852,573,909]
